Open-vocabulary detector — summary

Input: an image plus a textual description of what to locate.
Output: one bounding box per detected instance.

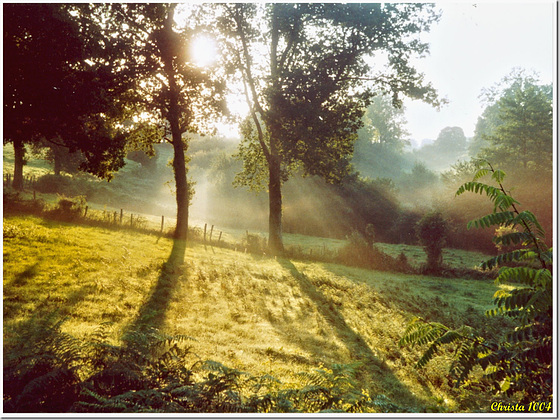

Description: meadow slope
[3,214,512,412]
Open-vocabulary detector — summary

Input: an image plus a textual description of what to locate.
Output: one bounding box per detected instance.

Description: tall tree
[433,126,467,155]
[4,4,136,189]
[352,95,412,179]
[476,70,553,172]
[97,3,226,241]
[219,3,442,254]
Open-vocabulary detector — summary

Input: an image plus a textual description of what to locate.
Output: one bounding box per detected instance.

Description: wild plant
[4,315,399,413]
[399,162,552,403]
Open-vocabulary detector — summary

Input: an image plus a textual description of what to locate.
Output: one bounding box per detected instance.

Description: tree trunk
[171,129,189,241]
[12,137,25,190]
[268,153,284,255]
[160,5,189,242]
[53,147,62,176]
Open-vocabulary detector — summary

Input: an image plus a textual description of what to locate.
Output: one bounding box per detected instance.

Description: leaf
[467,211,515,230]
[495,267,551,287]
[472,168,489,181]
[481,249,531,270]
[491,169,506,183]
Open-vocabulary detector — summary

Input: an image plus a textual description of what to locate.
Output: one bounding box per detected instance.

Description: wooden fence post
[209,225,214,242]
[130,213,133,227]
[218,231,222,244]
[120,209,123,224]
[84,206,88,218]
[203,223,207,243]
[161,215,164,233]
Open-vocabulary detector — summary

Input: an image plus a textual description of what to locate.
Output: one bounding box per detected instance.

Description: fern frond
[473,168,490,181]
[513,211,546,238]
[456,181,500,200]
[495,267,551,287]
[481,249,531,270]
[491,169,506,183]
[467,211,515,230]
[493,231,535,247]
[492,193,519,211]
[398,318,448,348]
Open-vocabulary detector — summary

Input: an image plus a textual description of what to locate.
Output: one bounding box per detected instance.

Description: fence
[81,205,225,246]
[4,173,37,190]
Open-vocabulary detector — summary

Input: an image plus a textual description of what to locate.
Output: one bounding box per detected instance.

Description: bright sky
[404,1,556,146]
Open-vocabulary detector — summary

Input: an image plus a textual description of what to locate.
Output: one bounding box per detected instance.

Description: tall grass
[4,215,512,412]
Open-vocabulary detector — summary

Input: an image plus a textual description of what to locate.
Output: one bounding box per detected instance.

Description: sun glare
[190,35,217,67]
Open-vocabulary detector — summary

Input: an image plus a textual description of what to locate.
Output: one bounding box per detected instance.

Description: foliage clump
[400,162,552,404]
[337,230,413,273]
[415,211,448,273]
[4,316,395,413]
[48,195,87,221]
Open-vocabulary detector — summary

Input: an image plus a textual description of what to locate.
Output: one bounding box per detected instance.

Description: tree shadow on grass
[275,258,430,412]
[122,239,187,340]
[9,263,40,287]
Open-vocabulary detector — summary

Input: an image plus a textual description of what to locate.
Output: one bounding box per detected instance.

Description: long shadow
[275,258,430,411]
[123,239,187,340]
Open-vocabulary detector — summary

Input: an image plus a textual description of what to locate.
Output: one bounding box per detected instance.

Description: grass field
[3,213,511,412]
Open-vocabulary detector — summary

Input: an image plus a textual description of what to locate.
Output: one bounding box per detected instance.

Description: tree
[434,127,467,156]
[219,3,442,254]
[4,4,137,189]
[476,70,553,172]
[100,4,226,241]
[352,95,412,179]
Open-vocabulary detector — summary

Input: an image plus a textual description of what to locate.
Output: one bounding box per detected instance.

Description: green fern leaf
[473,168,489,181]
[491,169,506,183]
[467,211,515,230]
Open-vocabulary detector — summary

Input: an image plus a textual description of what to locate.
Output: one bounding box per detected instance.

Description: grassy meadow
[3,211,512,412]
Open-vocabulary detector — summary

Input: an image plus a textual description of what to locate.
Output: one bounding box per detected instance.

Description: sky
[404,1,556,146]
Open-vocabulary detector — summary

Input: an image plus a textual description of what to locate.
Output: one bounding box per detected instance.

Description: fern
[401,163,552,402]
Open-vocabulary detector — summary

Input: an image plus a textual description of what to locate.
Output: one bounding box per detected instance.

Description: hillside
[3,214,512,412]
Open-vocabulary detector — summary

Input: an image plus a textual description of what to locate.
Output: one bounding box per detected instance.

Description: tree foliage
[3,4,142,188]
[475,69,553,172]
[352,95,413,179]
[218,3,442,253]
[94,3,226,240]
[400,162,552,403]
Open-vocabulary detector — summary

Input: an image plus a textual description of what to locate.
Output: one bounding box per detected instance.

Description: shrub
[415,211,448,273]
[241,232,267,255]
[3,190,46,214]
[337,230,413,273]
[48,195,87,221]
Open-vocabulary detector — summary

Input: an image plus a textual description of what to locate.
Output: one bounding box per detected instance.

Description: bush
[3,190,46,215]
[337,231,413,273]
[415,212,448,273]
[48,195,87,221]
[241,232,267,254]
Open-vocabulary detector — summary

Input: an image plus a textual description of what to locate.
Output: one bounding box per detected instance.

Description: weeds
[4,315,398,413]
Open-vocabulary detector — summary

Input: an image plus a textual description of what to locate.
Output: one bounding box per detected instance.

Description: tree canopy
[352,95,412,180]
[4,4,139,188]
[219,3,442,253]
[475,70,553,173]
